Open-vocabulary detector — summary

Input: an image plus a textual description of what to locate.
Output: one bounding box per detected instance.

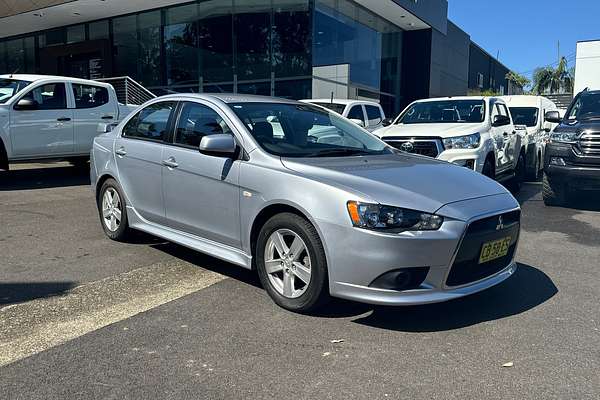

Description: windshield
[510,107,539,127]
[566,92,600,121]
[230,102,390,158]
[310,102,346,115]
[398,100,485,124]
[0,78,32,104]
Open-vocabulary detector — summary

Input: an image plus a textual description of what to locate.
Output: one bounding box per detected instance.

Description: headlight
[443,133,481,150]
[550,131,578,144]
[346,201,444,232]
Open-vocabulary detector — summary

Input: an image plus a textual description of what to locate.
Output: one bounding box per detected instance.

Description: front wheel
[542,172,567,207]
[509,152,526,192]
[256,213,329,313]
[97,178,131,241]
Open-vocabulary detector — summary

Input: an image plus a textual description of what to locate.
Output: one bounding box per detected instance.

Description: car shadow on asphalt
[0,164,90,191]
[0,282,77,307]
[349,263,557,332]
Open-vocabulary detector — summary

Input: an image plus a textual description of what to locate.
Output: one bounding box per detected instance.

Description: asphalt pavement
[0,162,599,399]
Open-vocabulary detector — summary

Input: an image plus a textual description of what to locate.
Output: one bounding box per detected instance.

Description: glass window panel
[113,15,138,79]
[67,25,85,43]
[0,43,6,73]
[123,102,175,142]
[5,39,24,74]
[273,2,311,78]
[175,102,233,148]
[238,81,271,96]
[22,83,67,110]
[199,0,234,83]
[274,79,311,99]
[203,83,234,93]
[73,84,110,109]
[165,4,199,86]
[23,37,35,73]
[89,20,109,40]
[234,8,271,80]
[138,11,162,86]
[45,28,66,46]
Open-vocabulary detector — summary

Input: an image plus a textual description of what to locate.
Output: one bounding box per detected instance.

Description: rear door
[10,82,74,157]
[114,101,176,225]
[71,83,118,154]
[162,100,241,248]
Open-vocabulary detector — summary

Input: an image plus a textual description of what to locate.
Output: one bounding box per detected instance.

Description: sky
[448,0,600,84]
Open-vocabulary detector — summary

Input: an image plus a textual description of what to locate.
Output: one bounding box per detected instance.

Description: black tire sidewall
[98,179,130,241]
[256,213,329,313]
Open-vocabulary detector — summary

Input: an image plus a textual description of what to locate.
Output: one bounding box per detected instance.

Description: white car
[375,96,525,186]
[501,95,559,179]
[301,99,386,132]
[0,74,136,171]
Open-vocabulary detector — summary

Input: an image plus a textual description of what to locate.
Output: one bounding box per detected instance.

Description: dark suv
[543,89,600,206]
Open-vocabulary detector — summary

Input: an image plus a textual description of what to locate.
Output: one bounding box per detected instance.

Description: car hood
[555,119,600,134]
[281,153,508,214]
[376,122,486,139]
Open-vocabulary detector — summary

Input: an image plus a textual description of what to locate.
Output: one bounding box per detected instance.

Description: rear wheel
[526,151,541,181]
[482,156,495,179]
[97,179,131,241]
[509,152,526,192]
[256,213,329,313]
[542,172,567,207]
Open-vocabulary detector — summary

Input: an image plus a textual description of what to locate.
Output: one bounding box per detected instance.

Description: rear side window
[123,102,175,142]
[347,105,364,121]
[73,84,109,109]
[365,105,383,126]
[20,83,67,110]
[174,102,233,148]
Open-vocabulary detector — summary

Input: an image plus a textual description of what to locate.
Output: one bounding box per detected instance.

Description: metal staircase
[95,76,156,105]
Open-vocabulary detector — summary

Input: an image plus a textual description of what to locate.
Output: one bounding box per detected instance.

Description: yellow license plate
[479,237,512,264]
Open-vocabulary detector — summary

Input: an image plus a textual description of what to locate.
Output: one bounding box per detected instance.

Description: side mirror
[382,118,393,127]
[97,122,117,133]
[199,134,237,156]
[545,111,561,124]
[14,98,38,111]
[349,118,365,128]
[492,115,510,127]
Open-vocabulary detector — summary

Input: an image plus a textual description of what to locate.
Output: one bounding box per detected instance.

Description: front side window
[123,102,175,141]
[20,83,67,110]
[365,105,383,126]
[347,105,364,121]
[73,84,109,109]
[175,102,233,148]
[566,92,600,121]
[0,78,32,104]
[510,107,539,127]
[398,100,485,124]
[231,102,390,158]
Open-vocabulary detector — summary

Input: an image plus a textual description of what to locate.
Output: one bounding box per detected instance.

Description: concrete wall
[574,40,600,94]
[429,21,469,98]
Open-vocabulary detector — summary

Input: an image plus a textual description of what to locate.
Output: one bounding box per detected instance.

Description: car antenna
[330,91,334,104]
[9,67,19,78]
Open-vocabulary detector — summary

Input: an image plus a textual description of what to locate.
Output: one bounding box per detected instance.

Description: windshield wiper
[307,148,374,157]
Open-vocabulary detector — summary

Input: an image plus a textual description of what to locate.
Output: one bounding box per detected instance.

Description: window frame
[346,104,366,124]
[365,104,383,126]
[72,83,111,110]
[121,100,177,144]
[170,100,236,150]
[13,81,70,111]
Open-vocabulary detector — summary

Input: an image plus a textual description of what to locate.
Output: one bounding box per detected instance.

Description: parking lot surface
[1,163,599,399]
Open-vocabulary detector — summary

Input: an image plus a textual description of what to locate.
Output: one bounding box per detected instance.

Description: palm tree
[532,56,574,95]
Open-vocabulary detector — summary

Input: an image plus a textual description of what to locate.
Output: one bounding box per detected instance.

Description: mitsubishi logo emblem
[496,215,504,231]
[401,142,414,152]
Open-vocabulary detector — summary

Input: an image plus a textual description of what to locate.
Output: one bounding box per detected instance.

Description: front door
[491,103,512,174]
[114,101,176,225]
[10,82,74,157]
[162,101,241,248]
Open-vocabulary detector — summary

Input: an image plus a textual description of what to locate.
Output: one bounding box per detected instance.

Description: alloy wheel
[264,229,312,299]
[102,187,122,232]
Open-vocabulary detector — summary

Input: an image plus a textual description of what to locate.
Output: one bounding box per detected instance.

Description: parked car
[375,96,526,188]
[0,74,135,171]
[300,99,386,132]
[543,89,600,206]
[91,94,521,313]
[502,95,559,180]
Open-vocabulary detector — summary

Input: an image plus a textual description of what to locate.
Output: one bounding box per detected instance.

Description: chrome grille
[579,132,600,156]
[385,138,442,158]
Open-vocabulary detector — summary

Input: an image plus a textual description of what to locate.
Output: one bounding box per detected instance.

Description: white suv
[301,99,386,132]
[375,96,525,185]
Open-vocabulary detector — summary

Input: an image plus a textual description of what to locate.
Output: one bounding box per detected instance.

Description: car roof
[500,95,548,107]
[0,74,112,88]
[149,93,302,105]
[304,99,381,106]
[413,96,488,102]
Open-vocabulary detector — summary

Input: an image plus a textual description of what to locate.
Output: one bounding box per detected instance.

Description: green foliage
[532,57,574,95]
[505,71,531,89]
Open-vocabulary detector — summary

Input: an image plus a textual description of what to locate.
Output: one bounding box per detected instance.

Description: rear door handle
[115,147,127,157]
[101,115,114,120]
[57,117,71,122]
[162,157,179,169]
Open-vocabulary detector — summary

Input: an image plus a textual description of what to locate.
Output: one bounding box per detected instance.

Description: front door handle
[162,157,179,169]
[101,115,114,120]
[115,147,127,157]
[57,117,71,122]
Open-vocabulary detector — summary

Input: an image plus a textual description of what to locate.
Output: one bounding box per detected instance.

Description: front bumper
[437,148,487,173]
[544,143,600,189]
[319,194,520,306]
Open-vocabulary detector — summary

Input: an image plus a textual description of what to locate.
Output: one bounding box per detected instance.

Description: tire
[97,178,131,241]
[256,212,329,313]
[526,151,540,181]
[482,156,495,179]
[0,140,8,171]
[509,152,526,192]
[542,172,567,207]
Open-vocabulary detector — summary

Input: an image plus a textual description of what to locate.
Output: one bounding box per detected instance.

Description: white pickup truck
[0,74,136,171]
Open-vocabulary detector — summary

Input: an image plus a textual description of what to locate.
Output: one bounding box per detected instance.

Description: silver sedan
[91,94,520,313]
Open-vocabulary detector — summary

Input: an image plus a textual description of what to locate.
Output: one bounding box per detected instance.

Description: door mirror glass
[382,118,393,127]
[97,122,116,133]
[492,115,510,127]
[545,110,561,124]
[199,134,236,156]
[14,98,38,111]
[349,118,365,128]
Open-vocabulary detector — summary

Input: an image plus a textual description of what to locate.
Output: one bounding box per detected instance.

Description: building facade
[0,0,518,115]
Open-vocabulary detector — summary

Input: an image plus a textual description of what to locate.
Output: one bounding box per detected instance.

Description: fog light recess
[369,267,430,291]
